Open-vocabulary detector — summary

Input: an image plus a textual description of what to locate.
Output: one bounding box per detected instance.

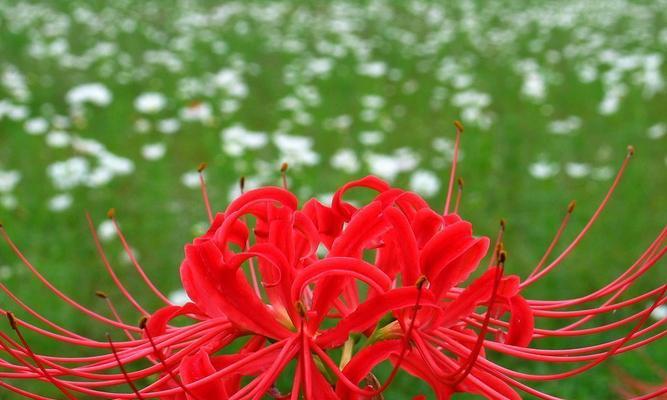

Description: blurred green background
[0,0,665,398]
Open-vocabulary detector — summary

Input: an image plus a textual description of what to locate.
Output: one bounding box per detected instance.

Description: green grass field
[0,0,666,398]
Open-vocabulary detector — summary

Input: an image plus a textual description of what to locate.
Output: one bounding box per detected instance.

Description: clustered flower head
[0,123,665,399]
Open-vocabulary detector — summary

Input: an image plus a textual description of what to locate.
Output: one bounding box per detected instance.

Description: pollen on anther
[295,300,307,317]
[197,162,207,172]
[416,275,430,289]
[107,208,116,219]
[498,250,507,264]
[454,120,464,133]
[95,291,108,299]
[6,311,17,330]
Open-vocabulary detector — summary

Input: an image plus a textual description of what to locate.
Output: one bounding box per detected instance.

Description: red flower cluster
[0,131,665,399]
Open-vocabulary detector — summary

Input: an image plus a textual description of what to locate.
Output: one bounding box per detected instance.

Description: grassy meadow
[0,0,666,398]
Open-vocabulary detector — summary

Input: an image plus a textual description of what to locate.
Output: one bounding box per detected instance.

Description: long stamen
[198,162,214,223]
[487,219,506,268]
[95,291,137,341]
[528,233,666,310]
[6,313,77,400]
[454,177,464,214]
[281,162,289,189]
[86,212,149,317]
[443,120,463,216]
[107,209,172,305]
[106,333,145,399]
[528,201,576,280]
[0,282,89,341]
[0,224,140,331]
[451,255,505,386]
[522,145,635,288]
[140,318,201,400]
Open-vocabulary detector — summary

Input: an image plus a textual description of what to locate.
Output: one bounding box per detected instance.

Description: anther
[454,120,464,133]
[239,176,246,193]
[416,275,429,290]
[498,250,507,264]
[197,162,207,173]
[6,311,17,330]
[295,300,307,318]
[500,219,506,231]
[107,208,116,219]
[568,200,576,213]
[106,333,144,399]
[627,145,635,157]
[95,291,108,299]
[457,177,464,189]
[139,317,148,330]
[280,163,289,189]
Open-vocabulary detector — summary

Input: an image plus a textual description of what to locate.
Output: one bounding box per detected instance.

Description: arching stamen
[107,210,172,305]
[86,212,149,317]
[0,282,90,341]
[106,333,145,399]
[96,291,137,341]
[443,120,463,216]
[487,220,506,268]
[281,162,289,189]
[454,177,464,214]
[528,201,576,280]
[522,145,635,288]
[140,318,201,400]
[528,232,666,310]
[6,312,77,400]
[451,254,505,387]
[0,224,141,332]
[198,162,214,223]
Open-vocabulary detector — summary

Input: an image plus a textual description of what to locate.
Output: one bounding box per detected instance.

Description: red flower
[0,124,664,399]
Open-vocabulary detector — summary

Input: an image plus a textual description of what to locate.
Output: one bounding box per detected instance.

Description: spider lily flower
[0,124,664,399]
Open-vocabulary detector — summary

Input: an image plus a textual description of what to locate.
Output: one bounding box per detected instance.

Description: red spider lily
[0,122,665,399]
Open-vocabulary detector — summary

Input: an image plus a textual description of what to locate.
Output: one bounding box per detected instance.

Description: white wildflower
[330,149,360,174]
[409,170,441,197]
[0,170,21,193]
[66,83,112,106]
[529,160,559,179]
[134,92,167,114]
[48,193,73,212]
[141,143,167,161]
[24,118,49,135]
